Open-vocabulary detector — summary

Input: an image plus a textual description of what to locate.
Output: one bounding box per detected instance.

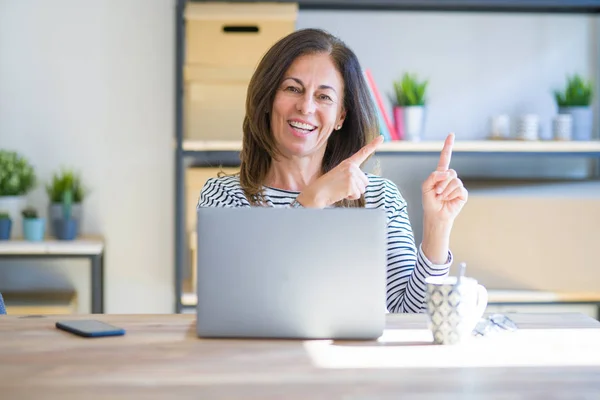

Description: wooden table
[0,238,104,313]
[1,313,600,399]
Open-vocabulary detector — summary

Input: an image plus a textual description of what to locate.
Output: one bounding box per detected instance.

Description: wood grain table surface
[1,312,599,399]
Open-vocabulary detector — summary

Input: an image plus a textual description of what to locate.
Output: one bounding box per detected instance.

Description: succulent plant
[393,72,429,107]
[554,74,593,107]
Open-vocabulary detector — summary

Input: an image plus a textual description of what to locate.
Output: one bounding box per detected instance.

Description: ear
[337,108,347,130]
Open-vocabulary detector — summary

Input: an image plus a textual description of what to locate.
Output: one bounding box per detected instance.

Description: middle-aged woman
[198,28,468,313]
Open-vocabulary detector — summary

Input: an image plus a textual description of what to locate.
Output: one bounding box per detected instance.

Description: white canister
[553,114,573,141]
[489,115,510,139]
[517,114,539,141]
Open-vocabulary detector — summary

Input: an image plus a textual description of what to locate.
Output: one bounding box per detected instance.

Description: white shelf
[184,140,242,152]
[183,139,600,154]
[378,140,600,153]
[0,237,105,256]
[180,290,600,308]
[488,290,600,303]
[181,292,197,307]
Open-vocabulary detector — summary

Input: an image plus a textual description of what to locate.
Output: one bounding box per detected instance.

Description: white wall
[0,3,596,311]
[299,11,595,141]
[298,11,597,243]
[0,0,175,313]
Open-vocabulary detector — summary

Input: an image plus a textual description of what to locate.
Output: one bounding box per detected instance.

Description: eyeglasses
[472,313,518,337]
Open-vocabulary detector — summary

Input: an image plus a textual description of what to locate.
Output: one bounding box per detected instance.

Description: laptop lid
[196,207,387,340]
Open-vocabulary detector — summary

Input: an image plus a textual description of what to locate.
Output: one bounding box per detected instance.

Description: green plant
[61,189,74,220]
[46,168,86,203]
[0,150,36,196]
[393,72,429,107]
[0,212,10,220]
[554,74,593,107]
[21,207,38,219]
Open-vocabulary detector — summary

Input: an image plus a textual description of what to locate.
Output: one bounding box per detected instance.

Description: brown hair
[240,28,379,207]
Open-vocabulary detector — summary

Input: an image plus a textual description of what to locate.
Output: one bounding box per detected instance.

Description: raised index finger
[436,133,455,171]
[347,135,384,165]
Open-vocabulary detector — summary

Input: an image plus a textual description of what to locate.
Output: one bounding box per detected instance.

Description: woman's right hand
[296,135,384,208]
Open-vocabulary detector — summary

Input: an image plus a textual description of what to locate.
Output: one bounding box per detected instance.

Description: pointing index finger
[348,135,384,165]
[436,133,455,171]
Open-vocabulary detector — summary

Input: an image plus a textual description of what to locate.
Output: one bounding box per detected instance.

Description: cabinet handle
[222,25,259,33]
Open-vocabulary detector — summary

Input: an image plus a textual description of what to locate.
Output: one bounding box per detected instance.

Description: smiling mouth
[288,121,317,133]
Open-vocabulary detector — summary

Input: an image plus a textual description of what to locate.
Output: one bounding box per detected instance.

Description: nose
[297,93,316,115]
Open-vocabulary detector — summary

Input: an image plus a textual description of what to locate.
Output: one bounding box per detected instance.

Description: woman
[198,28,468,313]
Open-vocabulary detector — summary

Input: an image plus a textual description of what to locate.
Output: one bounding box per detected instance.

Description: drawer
[184,78,248,140]
[185,2,297,68]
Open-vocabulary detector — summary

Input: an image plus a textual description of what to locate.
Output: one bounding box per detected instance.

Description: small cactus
[62,189,73,219]
[21,207,38,219]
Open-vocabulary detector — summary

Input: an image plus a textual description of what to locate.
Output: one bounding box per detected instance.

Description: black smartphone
[56,320,126,338]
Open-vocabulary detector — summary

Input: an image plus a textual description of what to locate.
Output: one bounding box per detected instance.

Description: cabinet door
[185,167,239,233]
[185,167,239,295]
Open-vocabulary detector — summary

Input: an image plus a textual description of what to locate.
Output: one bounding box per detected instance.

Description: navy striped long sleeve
[198,174,452,313]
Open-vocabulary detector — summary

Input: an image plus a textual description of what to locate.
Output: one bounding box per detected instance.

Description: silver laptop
[195,207,387,340]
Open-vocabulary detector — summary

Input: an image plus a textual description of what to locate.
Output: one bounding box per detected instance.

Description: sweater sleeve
[197,177,248,208]
[384,181,452,313]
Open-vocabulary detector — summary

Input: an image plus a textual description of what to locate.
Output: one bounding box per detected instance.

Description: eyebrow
[283,77,338,94]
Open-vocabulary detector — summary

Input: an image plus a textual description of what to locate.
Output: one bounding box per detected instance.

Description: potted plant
[554,74,594,141]
[392,72,429,141]
[22,207,45,242]
[0,212,12,241]
[46,168,86,239]
[52,190,79,240]
[0,150,36,238]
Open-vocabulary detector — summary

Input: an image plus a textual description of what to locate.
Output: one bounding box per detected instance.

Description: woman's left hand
[421,133,468,224]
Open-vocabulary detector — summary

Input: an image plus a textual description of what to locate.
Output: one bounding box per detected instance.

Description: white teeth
[289,121,316,131]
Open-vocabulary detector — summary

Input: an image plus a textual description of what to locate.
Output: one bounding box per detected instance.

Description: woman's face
[270,53,346,159]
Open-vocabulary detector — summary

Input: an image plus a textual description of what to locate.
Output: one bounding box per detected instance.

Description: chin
[275,131,327,158]
[282,144,313,158]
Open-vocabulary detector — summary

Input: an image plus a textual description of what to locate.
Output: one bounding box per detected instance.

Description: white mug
[425,276,488,345]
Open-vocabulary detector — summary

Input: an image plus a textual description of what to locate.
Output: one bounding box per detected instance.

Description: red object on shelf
[364,69,399,140]
[393,106,405,141]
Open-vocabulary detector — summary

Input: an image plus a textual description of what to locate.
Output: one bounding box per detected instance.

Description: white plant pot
[403,106,426,141]
[0,196,27,238]
[558,106,593,141]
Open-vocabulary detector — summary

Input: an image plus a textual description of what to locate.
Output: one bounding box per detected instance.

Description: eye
[285,86,301,93]
[318,94,334,103]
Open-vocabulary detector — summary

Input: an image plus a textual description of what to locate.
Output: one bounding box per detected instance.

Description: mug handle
[474,284,489,321]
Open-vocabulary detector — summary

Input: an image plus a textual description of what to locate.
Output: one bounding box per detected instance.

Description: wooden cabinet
[185,167,239,293]
[183,2,297,141]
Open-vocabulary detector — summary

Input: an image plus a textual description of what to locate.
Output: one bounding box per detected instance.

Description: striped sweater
[198,174,452,313]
